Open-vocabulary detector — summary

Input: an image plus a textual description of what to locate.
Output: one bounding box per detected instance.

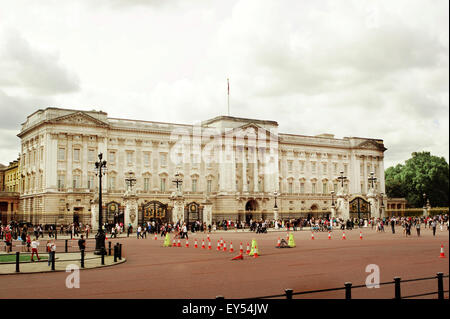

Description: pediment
[356,140,387,152]
[228,122,279,141]
[51,112,109,127]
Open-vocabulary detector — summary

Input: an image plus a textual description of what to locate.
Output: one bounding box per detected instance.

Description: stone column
[171,191,185,224]
[202,197,213,227]
[336,190,349,220]
[90,200,98,231]
[273,207,279,223]
[367,188,379,219]
[242,147,248,193]
[253,147,258,193]
[124,193,138,230]
[331,205,336,218]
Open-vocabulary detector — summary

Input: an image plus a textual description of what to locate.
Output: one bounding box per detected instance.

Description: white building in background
[17,107,386,225]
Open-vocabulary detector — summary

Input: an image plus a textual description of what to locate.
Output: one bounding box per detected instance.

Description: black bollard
[285,289,293,300]
[394,277,401,300]
[344,282,352,300]
[119,244,122,260]
[108,241,112,256]
[81,249,85,268]
[15,252,20,273]
[101,250,105,265]
[65,239,68,253]
[437,272,444,300]
[113,245,118,262]
[51,251,56,271]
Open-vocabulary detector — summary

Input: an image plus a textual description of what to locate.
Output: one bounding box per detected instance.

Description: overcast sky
[0,0,448,169]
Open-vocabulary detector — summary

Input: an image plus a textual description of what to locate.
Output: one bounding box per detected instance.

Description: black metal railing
[216,273,448,300]
[1,243,123,273]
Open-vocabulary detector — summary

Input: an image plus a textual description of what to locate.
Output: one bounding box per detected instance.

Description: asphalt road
[0,226,448,299]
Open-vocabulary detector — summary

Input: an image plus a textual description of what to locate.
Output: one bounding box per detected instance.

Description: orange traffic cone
[223,241,227,252]
[177,239,181,247]
[207,234,210,242]
[276,237,281,247]
[194,239,198,248]
[342,232,346,240]
[253,252,259,258]
[185,239,189,248]
[201,239,206,249]
[359,232,363,240]
[217,240,220,251]
[231,253,244,260]
[154,233,157,240]
[208,240,212,250]
[246,242,250,255]
[328,232,331,240]
[220,238,224,249]
[239,242,244,254]
[286,233,289,241]
[229,242,234,253]
[311,232,315,240]
[172,239,176,247]
[439,245,446,258]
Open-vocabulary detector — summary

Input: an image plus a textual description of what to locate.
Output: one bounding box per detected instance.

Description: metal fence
[216,273,449,300]
[1,242,124,273]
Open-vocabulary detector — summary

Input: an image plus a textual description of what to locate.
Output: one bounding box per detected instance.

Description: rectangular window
[300,161,305,173]
[108,176,116,191]
[160,178,166,192]
[323,182,327,194]
[334,183,338,193]
[160,153,167,166]
[58,148,65,161]
[144,153,150,166]
[88,149,95,162]
[192,179,197,192]
[144,178,150,192]
[57,175,65,190]
[312,183,316,194]
[109,151,116,164]
[88,175,95,190]
[288,161,293,172]
[73,149,80,162]
[300,183,305,193]
[311,162,316,173]
[288,182,293,194]
[323,163,327,174]
[333,163,338,174]
[73,175,80,189]
[127,151,134,165]
[207,180,212,193]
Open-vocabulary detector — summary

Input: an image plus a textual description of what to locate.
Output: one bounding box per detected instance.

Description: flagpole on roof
[227,78,230,116]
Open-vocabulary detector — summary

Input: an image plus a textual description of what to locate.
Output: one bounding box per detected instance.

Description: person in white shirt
[31,240,40,261]
[137,226,142,239]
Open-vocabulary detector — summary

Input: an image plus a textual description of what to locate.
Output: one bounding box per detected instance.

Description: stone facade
[17,107,387,225]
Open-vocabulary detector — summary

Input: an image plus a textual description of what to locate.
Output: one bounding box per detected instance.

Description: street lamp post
[94,153,107,255]
[172,172,183,191]
[273,191,278,209]
[423,193,427,208]
[125,171,137,192]
[337,171,347,193]
[331,191,335,207]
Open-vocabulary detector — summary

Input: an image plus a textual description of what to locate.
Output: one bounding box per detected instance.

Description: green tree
[385,152,449,207]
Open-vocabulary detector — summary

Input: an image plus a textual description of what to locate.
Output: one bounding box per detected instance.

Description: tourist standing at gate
[137,225,141,239]
[182,223,188,239]
[390,218,395,234]
[416,221,421,237]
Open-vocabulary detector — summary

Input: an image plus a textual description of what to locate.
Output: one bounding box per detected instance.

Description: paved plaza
[0,227,447,299]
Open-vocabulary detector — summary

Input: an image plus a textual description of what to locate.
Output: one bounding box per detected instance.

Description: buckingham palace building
[17,107,387,227]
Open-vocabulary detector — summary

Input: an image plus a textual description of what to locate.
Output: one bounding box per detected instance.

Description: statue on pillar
[170,172,185,224]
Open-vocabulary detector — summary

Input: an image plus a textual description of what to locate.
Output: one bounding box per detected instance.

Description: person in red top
[4,230,12,253]
[26,234,31,252]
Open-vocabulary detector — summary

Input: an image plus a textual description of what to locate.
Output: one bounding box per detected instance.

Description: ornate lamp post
[273,191,278,209]
[337,171,347,192]
[94,153,107,255]
[125,171,137,192]
[331,191,335,207]
[423,193,427,208]
[172,172,183,191]
[368,172,377,190]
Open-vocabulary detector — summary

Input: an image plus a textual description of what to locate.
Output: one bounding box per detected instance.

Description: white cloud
[0,0,447,169]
